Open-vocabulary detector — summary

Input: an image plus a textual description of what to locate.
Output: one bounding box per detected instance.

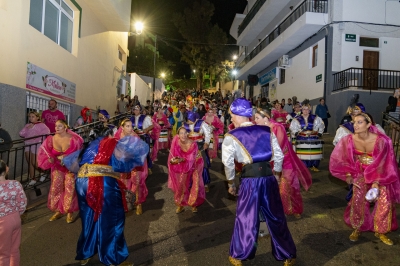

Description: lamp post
[232,70,237,93]
[152,35,158,104]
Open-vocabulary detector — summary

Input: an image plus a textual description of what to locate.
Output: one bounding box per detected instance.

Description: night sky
[130,0,247,78]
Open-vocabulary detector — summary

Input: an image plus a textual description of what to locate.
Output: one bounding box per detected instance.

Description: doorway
[363,51,379,90]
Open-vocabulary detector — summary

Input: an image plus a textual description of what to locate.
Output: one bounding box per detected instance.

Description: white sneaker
[28,180,37,186]
[39,175,47,182]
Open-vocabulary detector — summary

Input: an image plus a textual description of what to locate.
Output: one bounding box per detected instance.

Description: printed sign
[259,68,277,86]
[345,34,356,42]
[316,74,322,83]
[26,62,76,103]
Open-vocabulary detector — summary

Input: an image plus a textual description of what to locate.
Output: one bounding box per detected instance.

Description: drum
[295,139,324,160]
[159,129,168,143]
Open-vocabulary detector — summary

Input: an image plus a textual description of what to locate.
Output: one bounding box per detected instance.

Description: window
[29,0,74,52]
[360,37,379,48]
[312,45,318,68]
[118,50,123,61]
[280,69,286,84]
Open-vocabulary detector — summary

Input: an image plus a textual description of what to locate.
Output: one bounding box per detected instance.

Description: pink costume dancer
[152,113,171,150]
[168,134,205,213]
[202,113,224,160]
[271,109,289,130]
[37,129,83,222]
[330,131,400,245]
[115,126,149,215]
[270,121,312,217]
[150,118,161,162]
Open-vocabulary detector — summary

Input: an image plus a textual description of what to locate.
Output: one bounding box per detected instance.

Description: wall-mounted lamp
[355,56,359,61]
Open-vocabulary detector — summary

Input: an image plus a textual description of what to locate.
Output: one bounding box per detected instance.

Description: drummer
[289,101,325,172]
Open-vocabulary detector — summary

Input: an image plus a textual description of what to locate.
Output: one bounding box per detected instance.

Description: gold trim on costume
[77,163,120,179]
[225,133,253,164]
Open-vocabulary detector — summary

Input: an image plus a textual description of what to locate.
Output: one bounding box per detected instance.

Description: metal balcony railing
[333,68,400,92]
[382,112,400,166]
[237,0,328,70]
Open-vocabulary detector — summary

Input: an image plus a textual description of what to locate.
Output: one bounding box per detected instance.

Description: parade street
[20,136,400,266]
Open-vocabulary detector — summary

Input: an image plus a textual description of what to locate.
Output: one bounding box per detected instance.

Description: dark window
[280,69,286,84]
[360,37,379,48]
[312,45,318,68]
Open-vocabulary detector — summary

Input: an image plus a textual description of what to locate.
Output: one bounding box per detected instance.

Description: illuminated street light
[129,21,144,36]
[232,70,237,76]
[233,55,238,61]
[161,73,166,78]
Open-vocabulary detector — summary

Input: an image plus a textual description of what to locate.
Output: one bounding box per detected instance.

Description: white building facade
[230,0,400,132]
[0,0,131,138]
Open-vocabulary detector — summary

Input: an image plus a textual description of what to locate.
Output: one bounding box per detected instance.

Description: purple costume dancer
[222,98,296,266]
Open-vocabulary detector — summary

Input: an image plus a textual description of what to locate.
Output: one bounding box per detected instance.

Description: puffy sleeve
[201,121,212,144]
[212,116,224,135]
[62,149,82,173]
[37,136,55,170]
[313,116,325,134]
[221,135,236,181]
[333,126,350,146]
[111,136,149,172]
[271,132,283,172]
[289,119,301,137]
[329,135,360,181]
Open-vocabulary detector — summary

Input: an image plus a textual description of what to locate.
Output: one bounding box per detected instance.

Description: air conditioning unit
[278,55,290,68]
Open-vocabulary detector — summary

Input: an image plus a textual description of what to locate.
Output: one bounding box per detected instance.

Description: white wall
[340,35,400,71]
[275,38,325,101]
[342,0,400,26]
[129,73,151,104]
[331,21,400,72]
[0,0,129,113]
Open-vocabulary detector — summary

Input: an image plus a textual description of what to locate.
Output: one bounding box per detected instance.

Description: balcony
[236,0,292,46]
[236,0,328,80]
[333,68,400,92]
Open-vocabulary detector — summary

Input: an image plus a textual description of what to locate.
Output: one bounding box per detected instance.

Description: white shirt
[289,115,325,138]
[221,122,284,181]
[187,120,212,144]
[133,115,153,130]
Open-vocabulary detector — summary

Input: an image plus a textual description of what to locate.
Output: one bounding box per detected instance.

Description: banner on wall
[268,79,278,101]
[26,62,76,103]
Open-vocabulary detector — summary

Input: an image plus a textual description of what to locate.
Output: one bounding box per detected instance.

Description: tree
[126,45,175,79]
[172,0,228,90]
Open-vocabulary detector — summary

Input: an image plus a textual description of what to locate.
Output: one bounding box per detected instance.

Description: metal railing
[237,0,328,70]
[0,112,130,190]
[333,68,400,92]
[382,112,400,166]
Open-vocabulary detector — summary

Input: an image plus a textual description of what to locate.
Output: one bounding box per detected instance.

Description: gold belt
[77,163,120,179]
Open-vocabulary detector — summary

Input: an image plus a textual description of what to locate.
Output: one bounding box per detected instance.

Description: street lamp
[233,55,238,61]
[232,70,237,92]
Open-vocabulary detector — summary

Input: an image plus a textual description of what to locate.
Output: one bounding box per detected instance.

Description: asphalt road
[20,136,400,266]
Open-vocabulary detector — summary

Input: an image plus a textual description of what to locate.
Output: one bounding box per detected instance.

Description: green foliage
[126,45,175,77]
[172,0,229,90]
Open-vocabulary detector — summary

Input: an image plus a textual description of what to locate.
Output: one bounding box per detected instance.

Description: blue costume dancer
[64,128,148,266]
[183,111,212,192]
[222,98,296,266]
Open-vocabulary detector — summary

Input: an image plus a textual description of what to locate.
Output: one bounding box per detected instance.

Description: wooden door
[363,51,379,90]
